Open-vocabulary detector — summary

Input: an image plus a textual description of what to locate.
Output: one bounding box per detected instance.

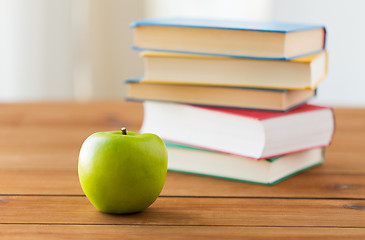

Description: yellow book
[141,51,328,90]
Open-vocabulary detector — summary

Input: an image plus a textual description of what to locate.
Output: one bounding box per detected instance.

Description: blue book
[131,18,326,60]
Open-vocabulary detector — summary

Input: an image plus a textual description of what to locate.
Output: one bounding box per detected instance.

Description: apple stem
[121,127,127,135]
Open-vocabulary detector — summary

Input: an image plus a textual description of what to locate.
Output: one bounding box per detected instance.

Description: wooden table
[0,101,364,239]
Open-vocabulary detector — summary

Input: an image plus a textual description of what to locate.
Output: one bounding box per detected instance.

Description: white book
[166,142,324,185]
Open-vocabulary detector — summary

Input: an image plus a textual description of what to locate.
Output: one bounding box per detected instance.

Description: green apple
[78,128,168,214]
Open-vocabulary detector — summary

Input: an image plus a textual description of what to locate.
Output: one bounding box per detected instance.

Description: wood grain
[0,144,363,173]
[0,104,363,174]
[0,102,364,239]
[0,225,365,240]
[0,196,365,227]
[0,101,143,128]
[0,107,363,175]
[2,170,365,199]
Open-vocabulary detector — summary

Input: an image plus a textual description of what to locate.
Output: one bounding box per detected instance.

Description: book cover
[141,50,326,63]
[131,18,326,60]
[131,18,326,33]
[196,103,329,120]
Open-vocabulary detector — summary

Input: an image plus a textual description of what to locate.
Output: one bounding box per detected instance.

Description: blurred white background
[0,0,364,106]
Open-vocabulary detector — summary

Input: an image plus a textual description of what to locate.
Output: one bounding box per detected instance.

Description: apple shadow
[98,204,195,225]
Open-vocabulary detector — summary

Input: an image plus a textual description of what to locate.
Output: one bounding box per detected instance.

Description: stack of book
[127,18,335,185]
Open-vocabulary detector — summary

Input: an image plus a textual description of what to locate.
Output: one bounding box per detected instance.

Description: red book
[199,104,328,120]
[141,101,335,159]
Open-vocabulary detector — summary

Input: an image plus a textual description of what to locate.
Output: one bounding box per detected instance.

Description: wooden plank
[0,147,363,174]
[2,170,365,199]
[0,170,82,195]
[0,196,365,227]
[327,134,365,155]
[0,225,365,240]
[332,108,365,130]
[0,101,143,128]
[312,151,365,174]
[0,148,79,171]
[0,130,363,174]
[0,105,363,174]
[163,171,365,198]
[0,101,143,162]
[0,126,141,155]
